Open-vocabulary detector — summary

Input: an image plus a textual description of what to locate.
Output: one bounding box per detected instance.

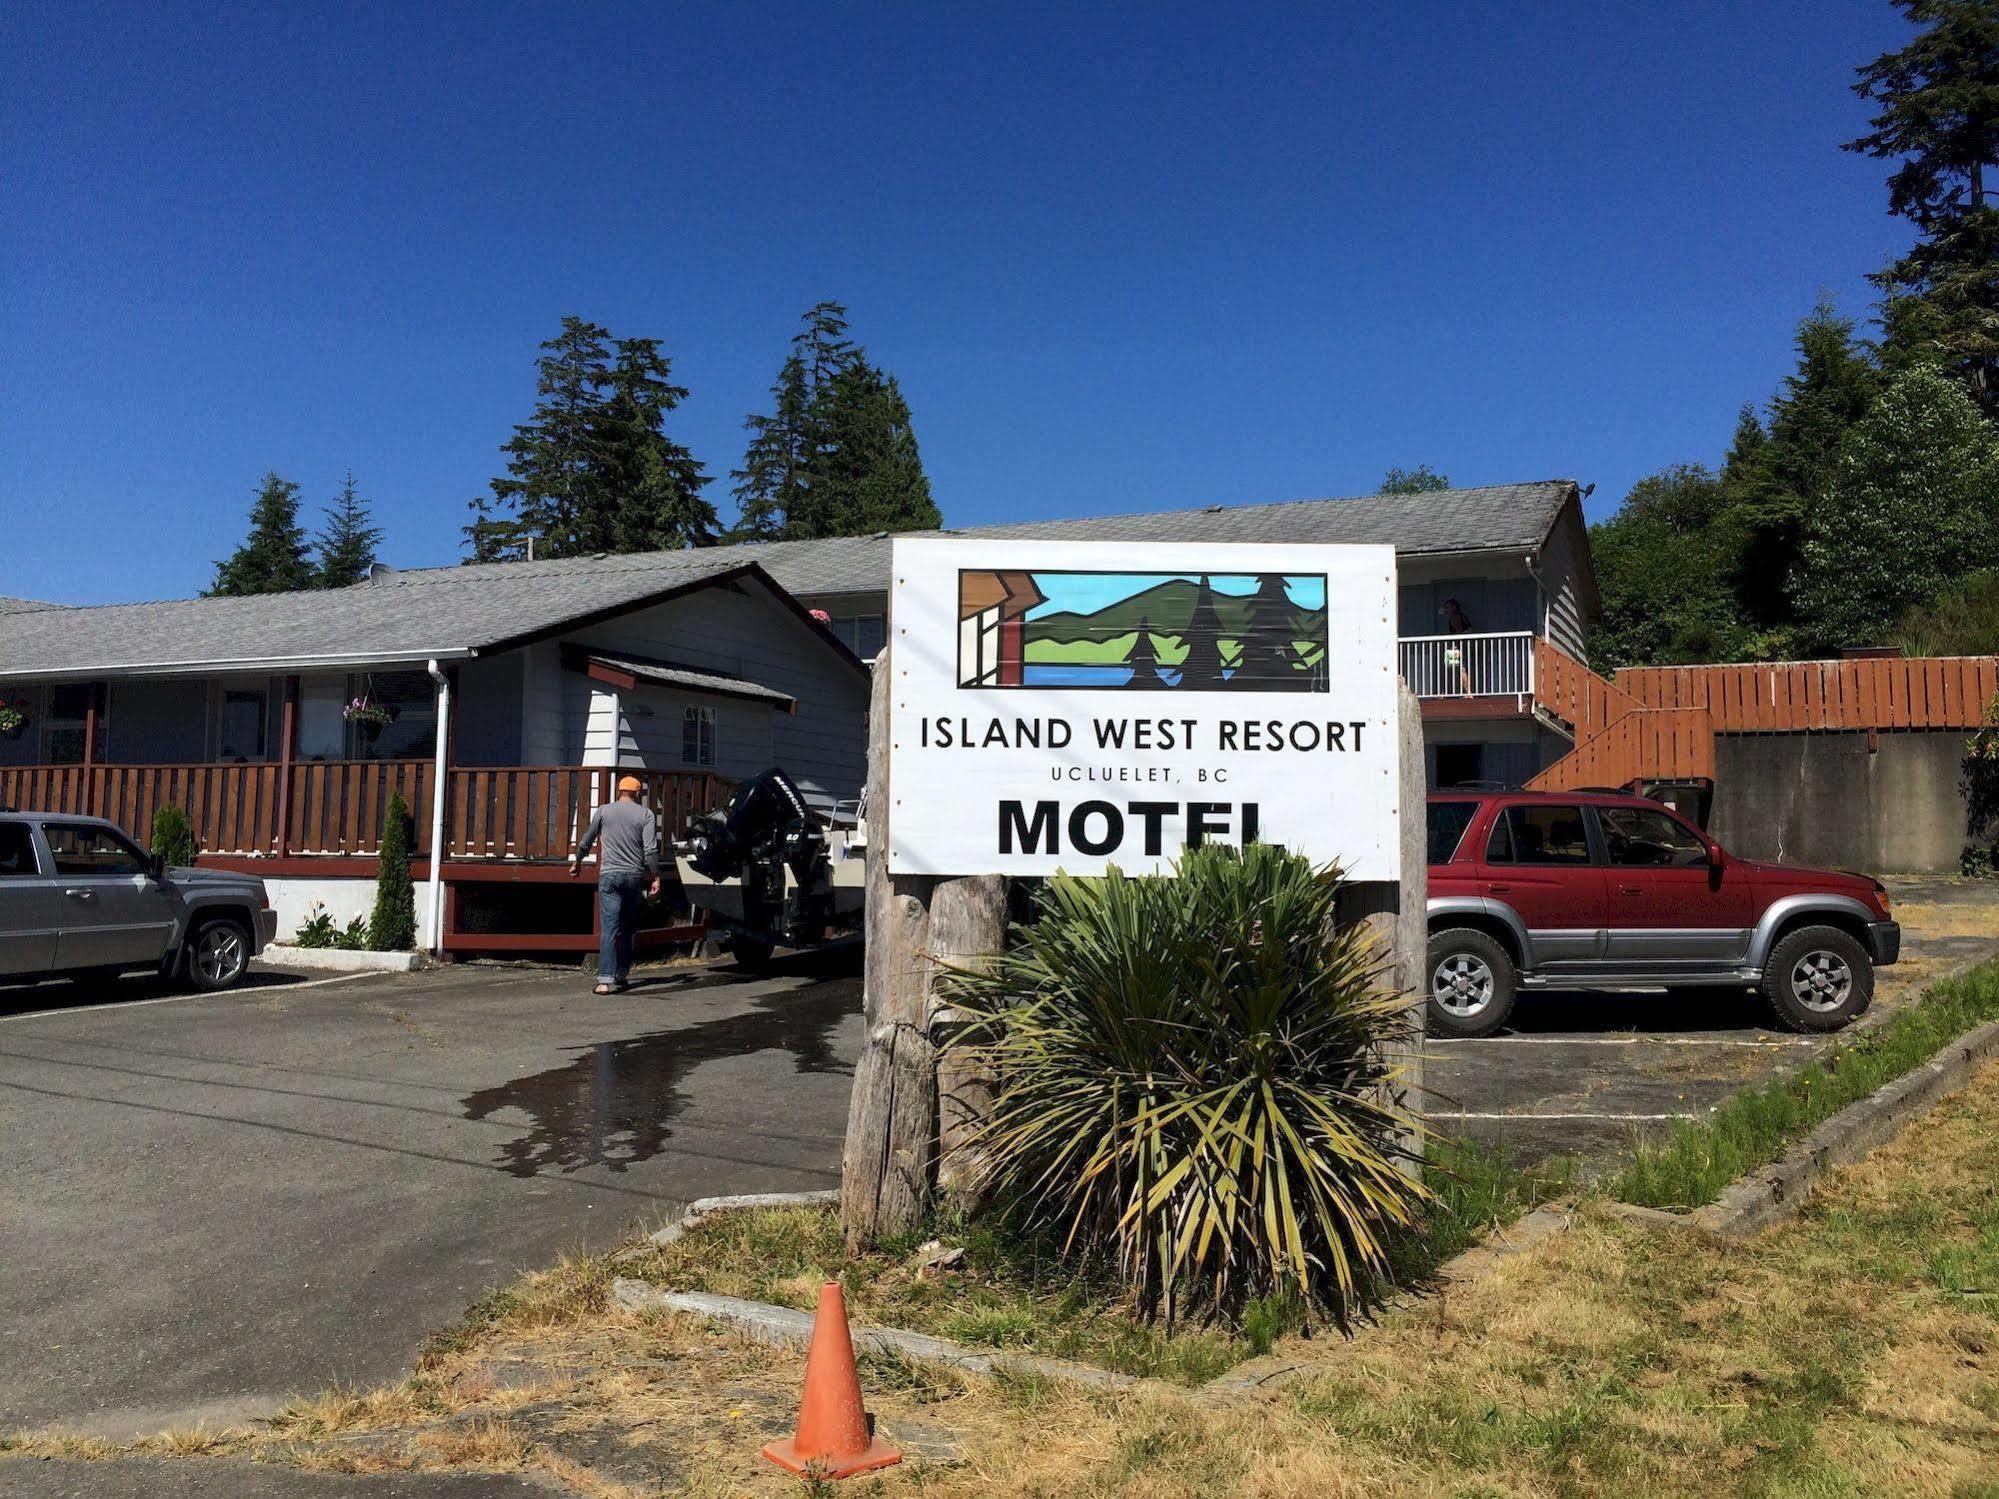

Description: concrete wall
[1709,730,1973,874]
[261,875,439,950]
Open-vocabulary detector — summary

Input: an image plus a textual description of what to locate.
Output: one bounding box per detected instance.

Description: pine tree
[1379,465,1452,494]
[1794,364,1999,653]
[1176,577,1228,689]
[210,472,315,596]
[465,318,612,562]
[591,338,718,551]
[1125,618,1167,688]
[316,471,383,587]
[1846,0,1999,412]
[1236,575,1301,688]
[369,791,417,952]
[729,303,938,540]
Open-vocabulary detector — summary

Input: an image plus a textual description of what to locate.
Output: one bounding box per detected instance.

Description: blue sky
[2,2,1915,605]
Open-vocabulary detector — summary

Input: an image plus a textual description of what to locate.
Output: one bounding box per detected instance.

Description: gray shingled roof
[0,596,58,615]
[0,551,758,679]
[726,480,1580,599]
[0,480,1577,679]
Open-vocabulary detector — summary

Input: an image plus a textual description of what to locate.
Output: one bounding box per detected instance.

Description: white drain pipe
[426,659,452,958]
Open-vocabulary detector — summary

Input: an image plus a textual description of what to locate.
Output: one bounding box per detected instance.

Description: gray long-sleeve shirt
[575,798,660,880]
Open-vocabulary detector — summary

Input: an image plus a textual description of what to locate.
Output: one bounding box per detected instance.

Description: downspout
[426,659,451,959]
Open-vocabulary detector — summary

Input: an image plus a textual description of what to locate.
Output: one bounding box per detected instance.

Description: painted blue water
[1022,664,1193,687]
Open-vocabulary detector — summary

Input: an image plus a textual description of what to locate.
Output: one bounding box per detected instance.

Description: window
[0,824,40,877]
[1599,806,1710,868]
[43,823,147,876]
[216,688,267,761]
[353,671,437,760]
[1488,804,1591,865]
[1427,801,1479,864]
[831,614,887,660]
[681,705,717,767]
[43,684,95,764]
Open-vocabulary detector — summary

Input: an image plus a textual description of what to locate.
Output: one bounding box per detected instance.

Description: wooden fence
[1616,656,1999,732]
[0,762,732,861]
[1533,638,1640,739]
[1527,708,1716,793]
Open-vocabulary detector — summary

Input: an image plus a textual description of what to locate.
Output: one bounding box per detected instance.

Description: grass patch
[1611,958,1999,1212]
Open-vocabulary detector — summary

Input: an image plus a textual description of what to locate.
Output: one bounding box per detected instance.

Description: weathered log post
[1335,681,1428,1174]
[841,647,1006,1248]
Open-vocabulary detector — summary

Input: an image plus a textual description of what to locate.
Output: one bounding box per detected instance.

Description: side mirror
[149,853,166,880]
[1705,841,1726,871]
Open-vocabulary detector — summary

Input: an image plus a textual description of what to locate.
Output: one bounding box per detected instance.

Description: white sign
[887,538,1402,881]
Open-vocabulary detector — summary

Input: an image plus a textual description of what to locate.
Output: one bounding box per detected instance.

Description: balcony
[1398,631,1536,702]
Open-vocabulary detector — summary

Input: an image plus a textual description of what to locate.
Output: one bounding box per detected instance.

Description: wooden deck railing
[0,762,733,861]
[1532,638,1642,739]
[1527,708,1716,792]
[1616,656,1999,731]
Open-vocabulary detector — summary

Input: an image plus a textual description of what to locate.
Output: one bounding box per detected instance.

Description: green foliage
[1965,692,1999,875]
[942,843,1428,1322]
[210,472,315,596]
[369,791,417,952]
[729,302,940,541]
[1794,363,1999,653]
[466,317,716,561]
[1846,0,1999,412]
[1893,567,1999,656]
[1378,464,1451,494]
[149,803,196,868]
[294,902,370,950]
[1586,466,1752,670]
[1610,958,1999,1210]
[315,471,382,588]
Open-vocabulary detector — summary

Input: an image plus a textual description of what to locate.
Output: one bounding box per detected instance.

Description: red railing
[1527,708,1716,792]
[1616,656,1999,732]
[0,761,732,862]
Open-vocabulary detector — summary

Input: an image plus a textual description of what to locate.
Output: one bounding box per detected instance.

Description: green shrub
[1965,692,1999,878]
[369,790,417,952]
[294,902,370,950]
[942,842,1428,1323]
[150,803,196,868]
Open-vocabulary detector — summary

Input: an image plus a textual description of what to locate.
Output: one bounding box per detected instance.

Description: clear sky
[1,2,1916,605]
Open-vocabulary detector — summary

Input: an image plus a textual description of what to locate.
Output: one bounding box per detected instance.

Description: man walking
[569,775,661,994]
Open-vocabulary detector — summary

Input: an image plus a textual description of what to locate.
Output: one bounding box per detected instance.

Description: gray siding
[1536,510,1591,663]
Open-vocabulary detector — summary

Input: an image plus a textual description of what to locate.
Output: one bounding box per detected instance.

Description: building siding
[1536,511,1590,664]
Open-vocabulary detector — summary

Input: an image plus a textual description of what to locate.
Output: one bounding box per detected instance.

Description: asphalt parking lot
[0,952,861,1450]
[1424,878,1999,1168]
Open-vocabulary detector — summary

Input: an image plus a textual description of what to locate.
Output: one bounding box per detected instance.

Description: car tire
[1761,925,1872,1032]
[184,916,253,992]
[1427,928,1518,1038]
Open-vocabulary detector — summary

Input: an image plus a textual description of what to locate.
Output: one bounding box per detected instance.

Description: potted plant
[343,696,393,744]
[0,697,28,742]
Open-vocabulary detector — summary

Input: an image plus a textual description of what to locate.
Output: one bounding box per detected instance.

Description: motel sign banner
[886,537,1403,881]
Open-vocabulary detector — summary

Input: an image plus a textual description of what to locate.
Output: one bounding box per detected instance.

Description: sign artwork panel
[889,538,1401,881]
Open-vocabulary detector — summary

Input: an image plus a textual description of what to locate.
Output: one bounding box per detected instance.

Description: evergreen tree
[1236,575,1302,687]
[1175,577,1228,689]
[591,338,717,552]
[369,791,417,952]
[1588,466,1753,670]
[1745,299,1881,622]
[729,303,938,540]
[316,471,383,588]
[1125,618,1166,688]
[1379,465,1452,494]
[210,472,315,596]
[1794,364,1999,652]
[1847,0,1999,412]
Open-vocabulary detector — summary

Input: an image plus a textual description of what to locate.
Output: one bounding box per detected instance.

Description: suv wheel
[1762,925,1872,1032]
[1427,928,1518,1038]
[185,916,252,992]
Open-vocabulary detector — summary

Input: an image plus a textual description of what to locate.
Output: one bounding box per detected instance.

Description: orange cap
[616,775,643,795]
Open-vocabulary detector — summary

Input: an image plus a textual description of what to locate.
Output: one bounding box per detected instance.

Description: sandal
[594,983,614,996]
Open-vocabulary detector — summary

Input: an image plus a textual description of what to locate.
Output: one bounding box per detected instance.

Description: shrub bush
[1966,692,1999,878]
[294,902,370,950]
[369,791,417,952]
[150,803,196,868]
[942,842,1428,1324]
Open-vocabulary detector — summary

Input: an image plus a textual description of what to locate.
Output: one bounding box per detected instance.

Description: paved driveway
[0,954,861,1443]
[1426,878,1999,1168]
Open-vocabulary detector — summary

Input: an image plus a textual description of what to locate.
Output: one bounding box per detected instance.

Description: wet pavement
[0,953,860,1446]
[1423,877,1999,1170]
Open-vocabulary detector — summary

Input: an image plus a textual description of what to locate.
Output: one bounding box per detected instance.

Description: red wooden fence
[1527,708,1716,792]
[1615,657,1999,732]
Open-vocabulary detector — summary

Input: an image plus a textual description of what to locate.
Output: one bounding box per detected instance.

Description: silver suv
[0,812,279,991]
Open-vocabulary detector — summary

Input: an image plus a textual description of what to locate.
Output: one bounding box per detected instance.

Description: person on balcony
[568,775,661,995]
[1441,596,1474,696]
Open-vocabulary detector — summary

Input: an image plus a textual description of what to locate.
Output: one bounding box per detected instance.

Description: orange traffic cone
[762,1282,903,1480]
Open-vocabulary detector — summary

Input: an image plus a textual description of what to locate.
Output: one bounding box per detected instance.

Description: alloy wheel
[1789,950,1852,1012]
[197,925,247,986]
[1433,953,1494,1016]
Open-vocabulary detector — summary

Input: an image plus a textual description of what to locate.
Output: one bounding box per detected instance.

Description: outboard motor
[684,769,834,960]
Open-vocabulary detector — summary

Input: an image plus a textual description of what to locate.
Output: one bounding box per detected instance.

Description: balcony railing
[1398,631,1535,699]
[0,762,732,861]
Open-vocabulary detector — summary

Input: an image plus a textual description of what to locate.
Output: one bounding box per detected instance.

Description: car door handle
[1487,883,1510,893]
[63,888,96,900]
[1617,885,1643,896]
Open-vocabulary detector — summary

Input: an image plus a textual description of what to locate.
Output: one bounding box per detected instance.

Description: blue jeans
[598,875,644,983]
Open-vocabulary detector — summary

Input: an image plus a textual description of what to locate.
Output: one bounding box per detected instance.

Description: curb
[260,947,428,974]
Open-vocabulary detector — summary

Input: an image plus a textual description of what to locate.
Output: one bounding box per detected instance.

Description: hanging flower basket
[0,698,28,741]
[343,698,393,742]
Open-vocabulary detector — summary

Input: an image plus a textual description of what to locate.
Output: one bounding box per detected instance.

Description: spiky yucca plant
[943,843,1427,1322]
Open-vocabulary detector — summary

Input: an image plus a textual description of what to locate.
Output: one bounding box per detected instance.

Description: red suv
[1426,790,1900,1038]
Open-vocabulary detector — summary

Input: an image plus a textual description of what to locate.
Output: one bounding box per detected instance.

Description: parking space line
[0,971,376,1025]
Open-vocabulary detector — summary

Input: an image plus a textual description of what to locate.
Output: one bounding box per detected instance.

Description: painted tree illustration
[1125,617,1167,688]
[1176,577,1228,689]
[1235,574,1303,689]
